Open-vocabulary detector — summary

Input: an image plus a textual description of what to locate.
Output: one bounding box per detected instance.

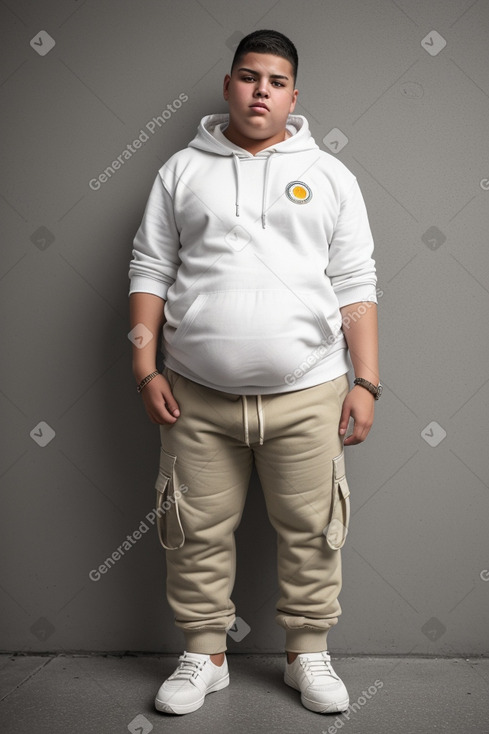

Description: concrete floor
[1,654,488,734]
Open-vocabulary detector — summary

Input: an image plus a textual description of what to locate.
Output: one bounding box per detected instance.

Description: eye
[241,75,256,82]
[272,81,285,87]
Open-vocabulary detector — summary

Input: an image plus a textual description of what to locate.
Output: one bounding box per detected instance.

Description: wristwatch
[353,377,383,400]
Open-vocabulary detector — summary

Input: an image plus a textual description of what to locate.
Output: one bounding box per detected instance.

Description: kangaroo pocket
[325,451,350,550]
[166,289,336,388]
[154,447,185,550]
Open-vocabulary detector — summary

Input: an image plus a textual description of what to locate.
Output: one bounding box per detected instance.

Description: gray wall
[1,0,488,656]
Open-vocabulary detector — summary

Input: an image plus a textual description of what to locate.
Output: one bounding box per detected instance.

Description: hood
[189,113,319,156]
[188,114,319,227]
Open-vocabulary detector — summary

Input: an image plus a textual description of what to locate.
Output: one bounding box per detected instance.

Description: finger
[157,378,180,418]
[143,390,179,424]
[343,430,356,446]
[161,386,180,417]
[344,433,361,446]
[148,402,179,424]
[344,422,371,445]
[156,406,179,424]
[338,405,351,436]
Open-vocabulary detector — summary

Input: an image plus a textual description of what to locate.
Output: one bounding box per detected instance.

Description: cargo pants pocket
[154,446,186,550]
[325,451,350,550]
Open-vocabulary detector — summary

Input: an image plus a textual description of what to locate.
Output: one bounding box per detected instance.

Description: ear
[223,74,231,101]
[289,88,299,113]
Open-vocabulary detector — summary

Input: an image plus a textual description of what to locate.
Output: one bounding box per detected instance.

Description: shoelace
[169,655,206,681]
[300,655,339,680]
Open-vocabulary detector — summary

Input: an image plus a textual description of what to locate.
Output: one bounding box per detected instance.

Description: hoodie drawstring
[232,151,276,229]
[232,153,241,218]
[241,395,264,446]
[261,153,275,229]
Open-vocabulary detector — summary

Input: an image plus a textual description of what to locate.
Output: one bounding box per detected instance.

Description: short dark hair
[231,30,298,84]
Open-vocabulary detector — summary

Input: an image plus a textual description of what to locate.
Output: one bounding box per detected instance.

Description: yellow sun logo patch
[285,181,312,204]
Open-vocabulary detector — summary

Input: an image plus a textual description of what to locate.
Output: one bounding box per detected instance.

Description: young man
[129,30,380,716]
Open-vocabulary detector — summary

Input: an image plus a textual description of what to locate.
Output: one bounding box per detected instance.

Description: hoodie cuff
[128,275,170,300]
[335,284,378,309]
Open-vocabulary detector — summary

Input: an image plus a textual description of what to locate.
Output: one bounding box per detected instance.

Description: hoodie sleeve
[128,173,180,300]
[326,177,378,307]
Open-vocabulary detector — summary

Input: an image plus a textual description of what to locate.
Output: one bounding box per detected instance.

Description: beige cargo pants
[155,366,351,655]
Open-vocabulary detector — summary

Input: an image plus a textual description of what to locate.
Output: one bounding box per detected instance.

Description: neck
[223,125,291,155]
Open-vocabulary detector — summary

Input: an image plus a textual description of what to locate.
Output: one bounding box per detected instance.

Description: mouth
[249,102,269,112]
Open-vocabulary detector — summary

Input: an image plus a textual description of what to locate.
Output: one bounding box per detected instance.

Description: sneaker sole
[155,673,230,715]
[301,694,349,714]
[284,673,349,714]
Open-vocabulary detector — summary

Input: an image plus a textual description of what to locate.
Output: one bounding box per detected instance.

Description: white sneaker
[154,651,229,715]
[284,650,349,713]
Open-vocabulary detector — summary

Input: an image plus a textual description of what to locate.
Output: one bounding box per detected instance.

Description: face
[223,52,298,148]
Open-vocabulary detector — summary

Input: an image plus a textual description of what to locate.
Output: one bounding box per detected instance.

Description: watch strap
[353,377,382,400]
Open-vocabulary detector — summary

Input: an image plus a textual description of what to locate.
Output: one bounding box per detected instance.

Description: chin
[244,123,277,138]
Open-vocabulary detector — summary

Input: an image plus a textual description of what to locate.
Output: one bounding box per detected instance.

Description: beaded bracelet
[136,370,159,394]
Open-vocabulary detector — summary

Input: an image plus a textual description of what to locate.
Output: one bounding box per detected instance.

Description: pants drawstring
[241,395,249,447]
[257,395,264,446]
[241,395,264,446]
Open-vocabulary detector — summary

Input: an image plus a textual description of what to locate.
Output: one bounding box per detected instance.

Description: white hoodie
[129,113,377,395]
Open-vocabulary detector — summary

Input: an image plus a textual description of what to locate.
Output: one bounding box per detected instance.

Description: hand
[140,374,180,425]
[339,385,375,446]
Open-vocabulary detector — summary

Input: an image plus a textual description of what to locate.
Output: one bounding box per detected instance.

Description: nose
[255,79,270,98]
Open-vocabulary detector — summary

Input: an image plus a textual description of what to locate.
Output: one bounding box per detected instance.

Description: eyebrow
[237,67,289,80]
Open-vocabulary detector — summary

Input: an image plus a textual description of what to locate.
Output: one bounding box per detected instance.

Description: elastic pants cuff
[183,628,228,654]
[285,628,330,654]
